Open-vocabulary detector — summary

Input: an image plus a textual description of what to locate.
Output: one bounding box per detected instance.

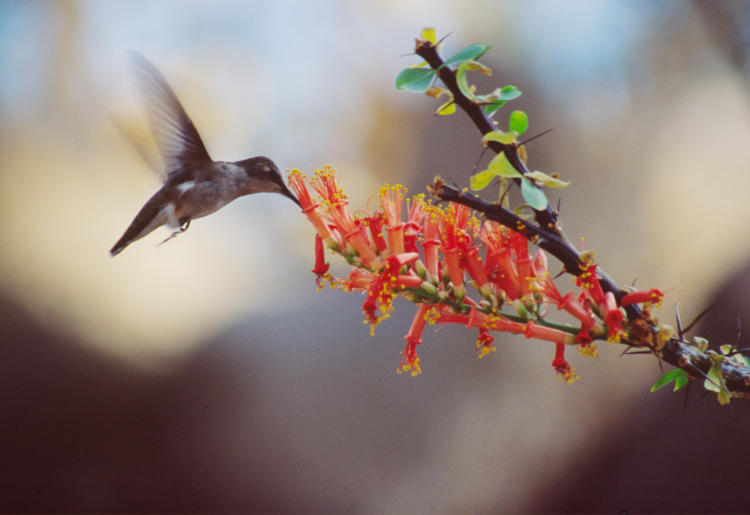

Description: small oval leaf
[509,110,528,135]
[462,60,492,76]
[470,169,495,191]
[526,170,571,188]
[436,100,456,115]
[499,85,522,101]
[650,368,687,392]
[421,27,437,44]
[673,371,689,391]
[484,102,505,116]
[521,177,548,210]
[442,43,491,68]
[487,152,522,178]
[482,130,517,146]
[395,67,435,92]
[455,64,474,99]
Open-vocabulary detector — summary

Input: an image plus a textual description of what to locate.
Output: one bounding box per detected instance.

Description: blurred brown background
[2,0,750,512]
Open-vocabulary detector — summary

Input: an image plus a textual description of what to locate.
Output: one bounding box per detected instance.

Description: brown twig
[417,38,750,400]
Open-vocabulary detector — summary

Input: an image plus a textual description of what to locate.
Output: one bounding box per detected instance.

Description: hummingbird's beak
[280,181,302,208]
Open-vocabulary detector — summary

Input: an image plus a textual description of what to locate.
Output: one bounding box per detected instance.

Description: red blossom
[399,304,429,375]
[422,209,441,279]
[311,169,379,267]
[621,288,664,307]
[288,170,335,244]
[508,231,535,298]
[524,321,574,345]
[348,253,421,333]
[293,168,627,384]
[481,222,522,299]
[442,246,465,297]
[312,234,330,286]
[365,212,388,255]
[475,328,496,358]
[577,262,606,306]
[551,341,579,384]
[603,291,624,341]
[404,195,426,254]
[381,185,406,255]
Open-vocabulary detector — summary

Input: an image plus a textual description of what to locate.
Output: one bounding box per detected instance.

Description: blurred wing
[109,112,164,179]
[130,52,212,181]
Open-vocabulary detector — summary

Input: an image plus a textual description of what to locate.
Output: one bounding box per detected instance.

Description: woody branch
[415,38,750,398]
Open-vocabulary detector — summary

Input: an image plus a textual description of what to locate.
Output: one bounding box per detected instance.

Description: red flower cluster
[288,168,663,381]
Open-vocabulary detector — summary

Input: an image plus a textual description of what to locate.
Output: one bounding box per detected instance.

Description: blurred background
[2,0,750,511]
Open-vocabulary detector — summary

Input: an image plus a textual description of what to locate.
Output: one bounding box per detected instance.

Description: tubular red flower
[399,304,429,375]
[493,248,522,299]
[621,288,664,307]
[312,234,330,285]
[288,170,335,244]
[442,246,464,292]
[532,249,564,304]
[524,321,574,345]
[381,185,407,255]
[476,328,496,358]
[551,341,579,384]
[404,195,426,253]
[463,246,490,293]
[481,222,522,299]
[365,213,388,255]
[507,233,535,299]
[348,253,421,333]
[577,262,606,306]
[309,169,379,267]
[485,316,526,334]
[422,209,441,279]
[603,291,624,341]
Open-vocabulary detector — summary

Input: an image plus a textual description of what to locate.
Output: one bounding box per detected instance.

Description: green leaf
[441,43,491,68]
[705,356,731,405]
[471,152,522,191]
[693,336,709,352]
[482,130,517,145]
[436,100,456,115]
[462,59,492,76]
[421,28,437,44]
[482,85,522,115]
[650,368,688,392]
[521,177,548,210]
[720,344,732,355]
[395,67,435,92]
[526,170,571,188]
[704,360,722,393]
[674,370,689,391]
[470,169,495,191]
[499,85,522,100]
[509,110,528,135]
[484,103,505,116]
[455,63,473,98]
[486,152,522,178]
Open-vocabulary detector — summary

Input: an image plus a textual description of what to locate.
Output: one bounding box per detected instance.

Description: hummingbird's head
[237,156,301,207]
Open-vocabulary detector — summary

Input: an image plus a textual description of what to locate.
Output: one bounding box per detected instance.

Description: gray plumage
[110,53,299,257]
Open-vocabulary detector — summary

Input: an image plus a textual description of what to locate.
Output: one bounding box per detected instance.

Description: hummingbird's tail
[110,231,138,257]
[110,188,172,256]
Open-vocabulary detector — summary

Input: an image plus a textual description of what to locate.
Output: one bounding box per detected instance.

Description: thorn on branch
[518,128,555,146]
[682,303,716,335]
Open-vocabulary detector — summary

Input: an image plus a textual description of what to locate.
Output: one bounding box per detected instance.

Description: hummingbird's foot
[158,218,191,247]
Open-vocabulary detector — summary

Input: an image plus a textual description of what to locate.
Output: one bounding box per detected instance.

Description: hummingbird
[110,52,300,257]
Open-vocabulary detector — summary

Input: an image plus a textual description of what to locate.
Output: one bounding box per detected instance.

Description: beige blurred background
[2,0,750,512]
